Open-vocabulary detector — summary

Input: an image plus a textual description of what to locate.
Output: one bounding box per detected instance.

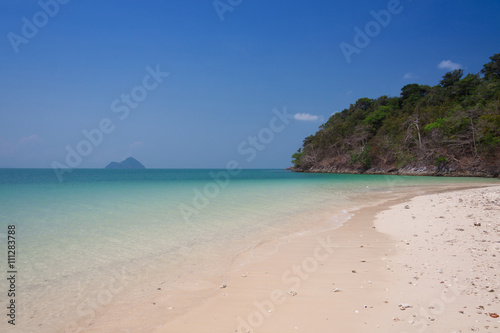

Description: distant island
[291,53,500,177]
[104,157,146,169]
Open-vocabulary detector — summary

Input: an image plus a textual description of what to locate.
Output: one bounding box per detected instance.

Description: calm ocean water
[0,169,496,332]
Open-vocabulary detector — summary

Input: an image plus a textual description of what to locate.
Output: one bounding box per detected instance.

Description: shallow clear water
[0,169,496,332]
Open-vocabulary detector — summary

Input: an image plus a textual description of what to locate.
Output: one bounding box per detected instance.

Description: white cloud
[404,72,416,80]
[19,134,39,144]
[294,113,320,121]
[127,141,143,150]
[0,134,40,156]
[438,60,462,71]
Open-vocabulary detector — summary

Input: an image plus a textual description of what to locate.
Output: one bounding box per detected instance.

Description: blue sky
[1,0,499,169]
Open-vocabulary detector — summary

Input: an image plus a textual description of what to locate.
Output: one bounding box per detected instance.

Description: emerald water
[0,169,496,332]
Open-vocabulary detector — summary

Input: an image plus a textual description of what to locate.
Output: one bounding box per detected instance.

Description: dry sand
[146,185,499,333]
[374,185,500,332]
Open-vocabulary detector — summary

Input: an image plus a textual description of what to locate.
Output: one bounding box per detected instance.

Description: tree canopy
[292,53,500,177]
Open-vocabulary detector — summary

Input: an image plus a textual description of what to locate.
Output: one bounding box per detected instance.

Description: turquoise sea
[0,169,497,332]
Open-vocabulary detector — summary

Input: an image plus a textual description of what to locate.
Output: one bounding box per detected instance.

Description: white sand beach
[145,185,499,333]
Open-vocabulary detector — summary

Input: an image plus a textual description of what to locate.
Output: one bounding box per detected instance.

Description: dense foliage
[292,53,500,176]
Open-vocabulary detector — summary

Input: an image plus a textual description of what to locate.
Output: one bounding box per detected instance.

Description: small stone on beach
[398,303,413,310]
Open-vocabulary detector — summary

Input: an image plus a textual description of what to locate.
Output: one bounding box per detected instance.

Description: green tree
[481,53,500,81]
[364,106,391,130]
[456,73,481,97]
[401,84,429,101]
[291,52,500,176]
[439,69,464,88]
[291,149,303,167]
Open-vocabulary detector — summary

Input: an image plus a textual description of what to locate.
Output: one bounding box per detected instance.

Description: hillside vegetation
[292,53,500,177]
